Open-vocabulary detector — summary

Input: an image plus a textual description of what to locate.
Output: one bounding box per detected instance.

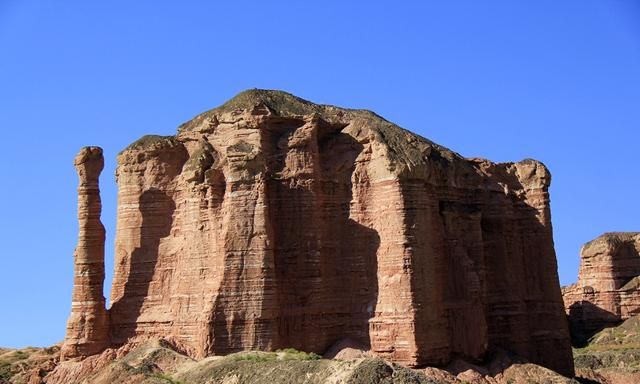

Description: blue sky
[1,1,638,348]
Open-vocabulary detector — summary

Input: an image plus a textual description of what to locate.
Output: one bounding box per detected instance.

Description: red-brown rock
[61,147,109,359]
[61,90,574,376]
[563,232,640,342]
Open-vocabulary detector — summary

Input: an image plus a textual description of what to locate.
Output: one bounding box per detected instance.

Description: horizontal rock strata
[62,90,574,376]
[563,232,640,343]
[61,147,109,359]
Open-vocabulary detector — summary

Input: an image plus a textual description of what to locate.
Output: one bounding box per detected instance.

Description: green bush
[276,348,322,360]
[233,352,278,362]
[232,349,322,362]
[0,362,13,380]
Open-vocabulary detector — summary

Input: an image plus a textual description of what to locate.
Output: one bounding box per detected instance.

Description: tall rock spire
[61,147,109,359]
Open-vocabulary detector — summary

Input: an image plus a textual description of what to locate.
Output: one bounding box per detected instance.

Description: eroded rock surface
[61,89,573,376]
[563,233,640,344]
[61,147,109,359]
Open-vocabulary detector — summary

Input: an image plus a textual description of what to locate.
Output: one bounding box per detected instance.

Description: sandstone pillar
[61,147,109,359]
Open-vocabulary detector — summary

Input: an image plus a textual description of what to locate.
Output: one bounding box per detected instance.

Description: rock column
[61,147,109,359]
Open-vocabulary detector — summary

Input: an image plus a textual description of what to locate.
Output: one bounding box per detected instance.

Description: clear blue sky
[1,1,638,348]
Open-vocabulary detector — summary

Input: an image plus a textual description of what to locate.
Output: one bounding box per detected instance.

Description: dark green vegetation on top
[181,88,390,126]
[171,89,462,175]
[123,135,175,153]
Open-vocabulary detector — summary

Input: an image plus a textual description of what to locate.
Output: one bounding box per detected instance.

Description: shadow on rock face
[569,301,621,347]
[109,188,176,344]
[208,124,381,356]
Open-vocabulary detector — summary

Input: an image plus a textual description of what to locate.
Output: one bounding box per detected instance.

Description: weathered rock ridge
[563,232,640,344]
[62,89,573,376]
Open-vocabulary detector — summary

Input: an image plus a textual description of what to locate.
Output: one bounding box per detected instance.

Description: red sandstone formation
[563,232,640,342]
[62,90,574,376]
[61,147,109,359]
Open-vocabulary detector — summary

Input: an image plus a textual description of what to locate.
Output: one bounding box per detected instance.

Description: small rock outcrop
[61,90,574,376]
[61,147,109,359]
[563,232,640,343]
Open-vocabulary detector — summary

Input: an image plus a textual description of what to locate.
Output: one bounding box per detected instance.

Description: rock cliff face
[563,233,640,343]
[62,90,573,376]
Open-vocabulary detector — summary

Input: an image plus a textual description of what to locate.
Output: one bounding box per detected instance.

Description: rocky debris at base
[573,315,640,384]
[0,340,580,384]
[0,346,59,384]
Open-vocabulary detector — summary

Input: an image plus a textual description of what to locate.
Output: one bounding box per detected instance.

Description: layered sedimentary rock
[563,232,640,341]
[62,90,573,376]
[61,147,109,359]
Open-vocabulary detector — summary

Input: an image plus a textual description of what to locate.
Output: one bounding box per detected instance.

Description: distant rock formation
[61,89,574,376]
[563,232,640,344]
